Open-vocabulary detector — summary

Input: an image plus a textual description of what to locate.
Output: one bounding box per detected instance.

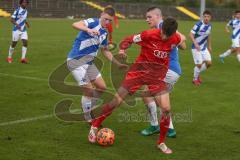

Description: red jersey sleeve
[119,30,151,50]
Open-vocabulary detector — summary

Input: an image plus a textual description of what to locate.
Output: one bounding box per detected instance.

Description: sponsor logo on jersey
[153,50,168,59]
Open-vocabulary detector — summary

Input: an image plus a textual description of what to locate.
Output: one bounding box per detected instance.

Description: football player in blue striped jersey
[7,0,30,64]
[67,7,127,123]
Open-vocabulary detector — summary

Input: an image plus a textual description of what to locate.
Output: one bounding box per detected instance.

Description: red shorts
[121,62,170,95]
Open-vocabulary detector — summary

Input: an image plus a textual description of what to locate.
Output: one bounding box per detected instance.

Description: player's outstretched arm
[118,31,150,58]
[102,48,128,70]
[72,21,100,35]
[118,34,137,58]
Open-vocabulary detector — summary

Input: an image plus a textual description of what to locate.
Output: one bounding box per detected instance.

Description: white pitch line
[0,114,53,126]
[0,109,82,127]
[0,72,48,82]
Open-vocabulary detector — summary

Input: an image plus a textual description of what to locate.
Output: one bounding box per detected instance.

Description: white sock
[22,46,27,59]
[81,96,92,122]
[200,63,207,72]
[169,117,174,129]
[8,46,14,58]
[193,66,201,80]
[147,101,158,126]
[237,54,240,62]
[220,49,231,58]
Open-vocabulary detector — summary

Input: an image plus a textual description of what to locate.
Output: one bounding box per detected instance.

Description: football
[97,128,115,146]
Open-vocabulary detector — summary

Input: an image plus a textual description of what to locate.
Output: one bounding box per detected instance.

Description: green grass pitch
[0,18,240,160]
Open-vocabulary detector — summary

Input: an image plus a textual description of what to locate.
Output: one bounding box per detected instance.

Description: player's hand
[225,28,230,33]
[194,43,200,51]
[87,28,100,36]
[26,23,30,28]
[119,49,127,59]
[16,24,22,31]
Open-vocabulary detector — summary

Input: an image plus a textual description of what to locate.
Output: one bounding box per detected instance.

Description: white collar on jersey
[201,20,210,26]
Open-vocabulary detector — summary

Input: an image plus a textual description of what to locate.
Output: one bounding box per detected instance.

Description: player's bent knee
[161,106,171,112]
[143,96,154,105]
[206,61,212,68]
[196,64,202,69]
[22,41,28,47]
[11,42,17,48]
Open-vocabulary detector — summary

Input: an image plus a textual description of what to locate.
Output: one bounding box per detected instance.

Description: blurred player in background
[105,5,119,49]
[7,0,30,64]
[219,10,240,63]
[140,7,180,138]
[88,17,186,154]
[190,10,212,86]
[67,7,127,123]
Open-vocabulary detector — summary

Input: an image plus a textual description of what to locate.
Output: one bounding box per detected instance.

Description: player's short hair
[19,0,29,4]
[203,10,212,16]
[162,17,178,37]
[103,6,115,17]
[146,7,162,15]
[235,10,240,14]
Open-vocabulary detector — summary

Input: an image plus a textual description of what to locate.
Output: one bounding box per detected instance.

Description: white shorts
[231,38,240,48]
[192,48,212,65]
[12,31,28,41]
[70,63,101,86]
[164,69,180,85]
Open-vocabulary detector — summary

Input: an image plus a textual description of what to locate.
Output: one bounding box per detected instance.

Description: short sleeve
[227,20,233,27]
[191,24,200,34]
[132,30,149,43]
[11,9,18,19]
[83,18,98,29]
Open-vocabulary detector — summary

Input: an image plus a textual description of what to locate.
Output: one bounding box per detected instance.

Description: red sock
[157,111,171,144]
[92,103,114,128]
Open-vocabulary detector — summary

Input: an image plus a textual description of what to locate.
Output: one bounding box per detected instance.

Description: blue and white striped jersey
[67,18,108,62]
[191,21,212,51]
[11,7,28,32]
[227,18,240,40]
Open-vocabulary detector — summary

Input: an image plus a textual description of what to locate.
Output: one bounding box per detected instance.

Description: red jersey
[120,29,181,95]
[120,28,181,67]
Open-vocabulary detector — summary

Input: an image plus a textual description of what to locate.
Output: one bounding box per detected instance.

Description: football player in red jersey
[88,17,186,154]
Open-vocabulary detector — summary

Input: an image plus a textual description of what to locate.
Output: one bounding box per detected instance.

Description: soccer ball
[97,128,115,146]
